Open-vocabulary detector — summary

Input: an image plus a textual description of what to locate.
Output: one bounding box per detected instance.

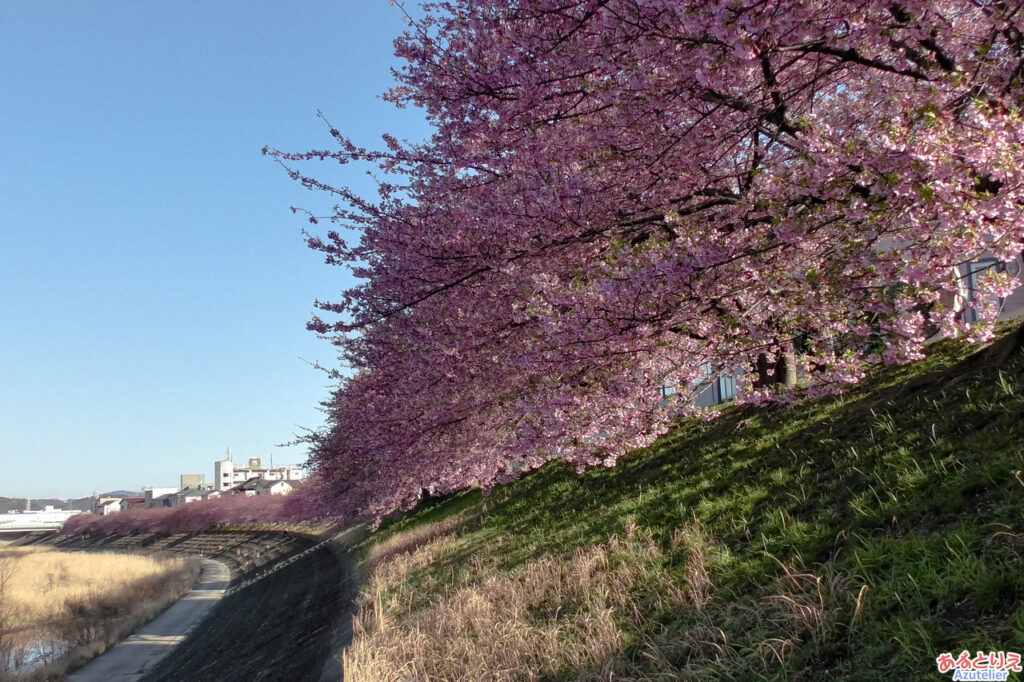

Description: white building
[951,254,1024,322]
[229,478,300,497]
[0,507,84,534]
[214,457,303,492]
[149,487,219,508]
[95,497,122,515]
[143,487,179,508]
[685,253,1024,408]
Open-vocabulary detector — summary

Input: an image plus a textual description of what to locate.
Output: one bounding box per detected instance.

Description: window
[718,375,737,401]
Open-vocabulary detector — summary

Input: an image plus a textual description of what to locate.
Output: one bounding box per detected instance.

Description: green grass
[355,324,1024,680]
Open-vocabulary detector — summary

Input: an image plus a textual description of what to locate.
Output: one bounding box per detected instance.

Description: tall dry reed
[342,518,868,681]
[344,520,697,681]
[0,546,199,680]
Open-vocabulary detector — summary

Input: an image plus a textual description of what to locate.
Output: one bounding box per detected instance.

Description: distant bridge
[0,512,81,534]
[0,521,64,533]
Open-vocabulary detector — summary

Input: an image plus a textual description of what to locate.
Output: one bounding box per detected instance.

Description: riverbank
[0,546,198,680]
[344,325,1024,680]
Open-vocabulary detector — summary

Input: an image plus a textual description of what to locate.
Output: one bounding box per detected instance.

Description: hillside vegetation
[344,325,1024,681]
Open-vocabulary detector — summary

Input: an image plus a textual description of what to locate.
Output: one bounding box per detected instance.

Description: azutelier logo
[936,651,1022,681]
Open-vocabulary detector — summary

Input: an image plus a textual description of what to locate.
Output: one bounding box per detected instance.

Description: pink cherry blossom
[269,0,1024,524]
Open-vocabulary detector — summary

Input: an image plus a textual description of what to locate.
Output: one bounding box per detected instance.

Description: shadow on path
[140,535,354,682]
[67,559,230,682]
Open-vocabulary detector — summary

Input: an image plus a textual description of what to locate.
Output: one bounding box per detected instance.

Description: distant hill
[0,497,70,513]
[102,490,143,499]
[0,491,142,514]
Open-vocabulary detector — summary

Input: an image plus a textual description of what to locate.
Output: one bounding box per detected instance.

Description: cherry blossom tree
[59,491,321,536]
[273,0,1024,522]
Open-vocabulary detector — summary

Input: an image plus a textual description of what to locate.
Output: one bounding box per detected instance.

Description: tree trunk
[756,352,773,388]
[755,347,798,389]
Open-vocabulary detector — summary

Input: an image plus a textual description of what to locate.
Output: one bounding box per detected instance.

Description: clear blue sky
[0,1,431,499]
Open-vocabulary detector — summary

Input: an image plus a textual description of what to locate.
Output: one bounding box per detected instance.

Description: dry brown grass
[344,519,700,681]
[0,546,199,680]
[343,518,869,681]
[363,514,465,578]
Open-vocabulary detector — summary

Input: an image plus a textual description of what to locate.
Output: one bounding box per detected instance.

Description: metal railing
[224,535,335,596]
[0,522,62,532]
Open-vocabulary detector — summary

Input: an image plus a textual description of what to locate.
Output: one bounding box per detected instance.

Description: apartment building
[214,457,304,492]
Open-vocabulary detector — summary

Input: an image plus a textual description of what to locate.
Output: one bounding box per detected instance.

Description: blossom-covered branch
[276,0,1024,522]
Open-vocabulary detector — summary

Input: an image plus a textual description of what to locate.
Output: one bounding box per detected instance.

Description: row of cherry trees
[61,494,312,536]
[275,0,1024,523]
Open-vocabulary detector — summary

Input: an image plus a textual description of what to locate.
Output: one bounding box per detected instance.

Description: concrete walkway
[67,558,230,681]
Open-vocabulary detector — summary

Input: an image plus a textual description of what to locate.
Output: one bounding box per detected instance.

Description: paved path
[67,559,230,681]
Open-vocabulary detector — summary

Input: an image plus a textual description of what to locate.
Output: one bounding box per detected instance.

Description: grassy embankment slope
[344,325,1024,681]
